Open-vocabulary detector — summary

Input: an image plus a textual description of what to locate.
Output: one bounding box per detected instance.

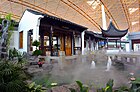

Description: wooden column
[93,39,95,50]
[72,32,75,55]
[27,30,33,52]
[97,40,99,50]
[60,35,65,51]
[49,26,53,56]
[64,35,66,52]
[116,40,117,48]
[91,38,93,51]
[89,36,91,50]
[104,40,106,47]
[80,34,82,52]
[120,38,121,49]
[95,39,97,50]
[40,31,45,55]
[107,38,108,49]
[56,36,59,53]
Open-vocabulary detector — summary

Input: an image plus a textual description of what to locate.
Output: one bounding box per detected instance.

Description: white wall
[129,32,140,40]
[106,49,119,53]
[18,10,43,52]
[9,31,19,49]
[75,37,81,47]
[125,43,130,52]
[128,32,140,51]
[91,41,94,51]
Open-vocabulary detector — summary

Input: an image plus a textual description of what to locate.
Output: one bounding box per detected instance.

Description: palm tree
[0,60,28,92]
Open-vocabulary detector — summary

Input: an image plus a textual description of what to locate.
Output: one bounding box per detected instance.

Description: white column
[96,42,99,50]
[72,36,74,55]
[32,28,37,51]
[32,18,42,51]
[36,18,42,41]
[79,37,81,54]
[79,37,81,46]
[86,41,88,51]
[101,4,107,30]
[23,30,28,52]
[129,40,132,51]
[89,37,91,51]
[91,41,93,51]
[81,31,85,55]
[72,32,75,55]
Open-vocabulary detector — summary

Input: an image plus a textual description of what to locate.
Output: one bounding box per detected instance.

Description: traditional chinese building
[17,9,87,56]
[101,21,128,49]
[85,31,106,51]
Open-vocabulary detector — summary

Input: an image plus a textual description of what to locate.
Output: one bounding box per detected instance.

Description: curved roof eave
[101,21,128,37]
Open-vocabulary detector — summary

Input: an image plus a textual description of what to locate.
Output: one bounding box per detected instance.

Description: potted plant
[38,59,43,67]
[32,40,42,56]
[38,58,45,67]
[32,40,43,67]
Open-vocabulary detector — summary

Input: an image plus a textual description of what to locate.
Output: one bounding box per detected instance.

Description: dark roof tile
[26,9,87,30]
[101,21,128,37]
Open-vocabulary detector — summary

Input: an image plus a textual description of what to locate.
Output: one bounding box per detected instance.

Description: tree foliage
[0,60,28,92]
[32,40,42,56]
[32,40,40,49]
[27,82,46,92]
[69,80,89,92]
[0,13,16,49]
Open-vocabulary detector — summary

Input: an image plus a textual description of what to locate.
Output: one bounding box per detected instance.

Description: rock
[51,83,79,92]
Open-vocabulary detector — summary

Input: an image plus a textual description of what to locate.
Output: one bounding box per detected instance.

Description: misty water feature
[90,60,96,69]
[105,56,112,71]
[30,50,140,89]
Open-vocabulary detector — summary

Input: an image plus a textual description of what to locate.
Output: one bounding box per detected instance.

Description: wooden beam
[40,24,82,34]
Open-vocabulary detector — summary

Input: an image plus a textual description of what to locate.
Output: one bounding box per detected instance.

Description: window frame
[19,31,23,49]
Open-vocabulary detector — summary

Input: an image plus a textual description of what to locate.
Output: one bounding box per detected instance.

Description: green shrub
[69,80,89,92]
[0,60,28,92]
[32,50,42,56]
[32,40,40,49]
[130,78,140,92]
[32,40,42,56]
[27,82,46,92]
[9,48,18,60]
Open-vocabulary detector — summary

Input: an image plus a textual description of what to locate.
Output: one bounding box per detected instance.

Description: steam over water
[90,60,96,69]
[50,61,128,88]
[32,50,140,88]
